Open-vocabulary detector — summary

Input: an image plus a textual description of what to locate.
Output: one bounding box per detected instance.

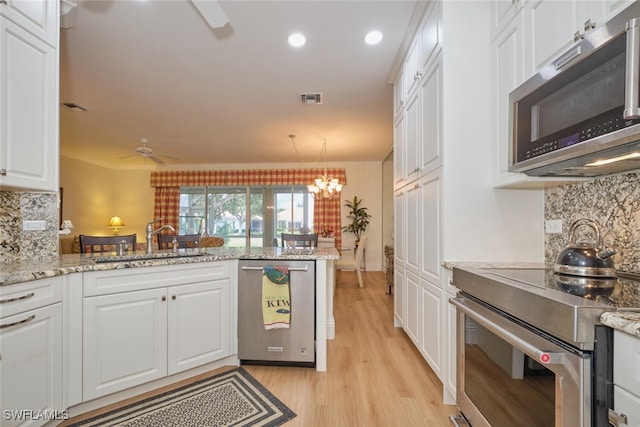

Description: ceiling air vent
[300,93,323,104]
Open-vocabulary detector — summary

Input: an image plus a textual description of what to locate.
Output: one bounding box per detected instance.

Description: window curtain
[150,169,346,248]
[152,186,181,236]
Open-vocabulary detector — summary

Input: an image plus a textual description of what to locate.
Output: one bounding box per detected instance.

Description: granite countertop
[0,246,340,287]
[443,260,640,339]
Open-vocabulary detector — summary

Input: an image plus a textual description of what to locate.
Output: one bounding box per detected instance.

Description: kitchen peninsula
[0,246,338,420]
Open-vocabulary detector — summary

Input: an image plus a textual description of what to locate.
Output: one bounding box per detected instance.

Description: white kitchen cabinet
[394,266,405,328]
[393,67,404,121]
[404,37,422,99]
[418,57,442,176]
[0,277,63,427]
[443,287,457,405]
[405,270,420,348]
[419,278,442,379]
[404,91,420,184]
[0,15,58,192]
[0,0,58,47]
[490,7,580,189]
[393,190,405,269]
[393,113,406,189]
[490,0,524,40]
[612,330,640,426]
[523,0,604,74]
[82,263,232,401]
[167,280,230,374]
[83,288,168,401]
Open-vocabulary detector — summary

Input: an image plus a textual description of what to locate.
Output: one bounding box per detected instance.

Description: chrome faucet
[146,219,175,254]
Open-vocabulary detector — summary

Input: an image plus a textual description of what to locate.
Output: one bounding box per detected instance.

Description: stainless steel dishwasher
[237,259,315,367]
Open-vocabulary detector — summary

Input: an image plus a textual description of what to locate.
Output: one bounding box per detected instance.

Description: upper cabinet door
[0,0,58,46]
[524,0,605,73]
[0,18,58,192]
[419,1,441,74]
[490,0,525,40]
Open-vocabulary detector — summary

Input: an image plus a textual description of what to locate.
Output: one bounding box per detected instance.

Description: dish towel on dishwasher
[262,267,291,329]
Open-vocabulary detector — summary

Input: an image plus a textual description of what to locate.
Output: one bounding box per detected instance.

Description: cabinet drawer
[84,261,230,296]
[614,330,640,397]
[614,385,640,426]
[0,276,62,318]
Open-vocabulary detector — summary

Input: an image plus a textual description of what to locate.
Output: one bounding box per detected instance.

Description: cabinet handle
[0,292,35,304]
[414,183,421,189]
[0,1,7,5]
[625,18,640,119]
[414,71,422,81]
[584,19,596,32]
[0,314,35,329]
[0,169,6,176]
[161,296,166,301]
[573,31,584,42]
[608,409,628,426]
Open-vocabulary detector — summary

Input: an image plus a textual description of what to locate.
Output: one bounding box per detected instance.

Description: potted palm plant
[341,196,372,246]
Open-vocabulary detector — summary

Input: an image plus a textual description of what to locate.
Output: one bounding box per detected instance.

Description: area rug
[68,368,296,427]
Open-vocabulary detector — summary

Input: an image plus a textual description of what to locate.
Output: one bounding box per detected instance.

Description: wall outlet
[23,220,47,231]
[545,219,563,234]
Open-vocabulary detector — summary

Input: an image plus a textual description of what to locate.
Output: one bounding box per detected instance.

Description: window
[180,185,314,247]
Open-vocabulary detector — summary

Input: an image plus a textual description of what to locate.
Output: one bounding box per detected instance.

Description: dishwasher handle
[240,266,309,272]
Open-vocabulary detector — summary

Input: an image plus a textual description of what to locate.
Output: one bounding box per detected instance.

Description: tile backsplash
[0,191,58,264]
[545,172,640,273]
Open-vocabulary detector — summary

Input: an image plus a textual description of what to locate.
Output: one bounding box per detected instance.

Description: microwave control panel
[521,107,639,161]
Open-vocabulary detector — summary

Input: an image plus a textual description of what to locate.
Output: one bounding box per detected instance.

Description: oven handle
[450,297,565,366]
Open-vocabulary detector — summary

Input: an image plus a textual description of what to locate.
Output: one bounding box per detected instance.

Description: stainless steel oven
[448,267,638,427]
[450,295,592,427]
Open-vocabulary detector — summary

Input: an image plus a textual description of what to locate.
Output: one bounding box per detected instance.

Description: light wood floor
[61,270,457,426]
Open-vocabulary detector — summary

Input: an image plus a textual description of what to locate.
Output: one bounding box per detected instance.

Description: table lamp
[107,216,125,236]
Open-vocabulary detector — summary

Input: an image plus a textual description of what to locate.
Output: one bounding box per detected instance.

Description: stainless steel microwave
[509,2,640,177]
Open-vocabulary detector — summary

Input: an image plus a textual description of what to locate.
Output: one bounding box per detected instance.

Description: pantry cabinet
[0,277,63,427]
[0,0,58,192]
[82,263,232,401]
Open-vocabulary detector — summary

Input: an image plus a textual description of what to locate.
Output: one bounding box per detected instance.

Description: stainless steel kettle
[553,218,617,278]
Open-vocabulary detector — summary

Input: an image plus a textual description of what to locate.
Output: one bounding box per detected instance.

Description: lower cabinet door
[614,385,640,427]
[83,288,168,401]
[0,303,63,427]
[167,279,230,375]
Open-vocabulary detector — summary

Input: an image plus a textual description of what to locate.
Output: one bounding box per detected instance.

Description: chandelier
[307,139,343,200]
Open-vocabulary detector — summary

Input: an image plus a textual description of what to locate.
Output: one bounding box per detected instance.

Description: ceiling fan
[191,0,229,29]
[121,139,181,165]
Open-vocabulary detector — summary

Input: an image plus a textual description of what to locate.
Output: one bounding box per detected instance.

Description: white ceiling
[59,0,419,168]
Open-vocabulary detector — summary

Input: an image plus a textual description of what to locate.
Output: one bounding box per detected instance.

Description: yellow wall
[59,156,154,239]
[60,156,385,270]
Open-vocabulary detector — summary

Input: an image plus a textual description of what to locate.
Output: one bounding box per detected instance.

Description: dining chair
[79,234,137,254]
[335,235,368,288]
[281,233,318,248]
[200,236,225,248]
[157,234,201,250]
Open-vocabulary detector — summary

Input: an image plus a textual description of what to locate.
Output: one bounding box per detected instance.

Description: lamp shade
[107,216,125,235]
[107,216,125,227]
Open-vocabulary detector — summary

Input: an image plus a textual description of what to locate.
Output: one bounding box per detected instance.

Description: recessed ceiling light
[364,30,383,45]
[288,32,306,47]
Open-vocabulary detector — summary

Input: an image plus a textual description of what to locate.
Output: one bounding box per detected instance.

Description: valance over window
[150,169,347,248]
[150,169,347,188]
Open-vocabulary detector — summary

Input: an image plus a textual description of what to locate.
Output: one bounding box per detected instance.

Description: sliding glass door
[179,185,313,247]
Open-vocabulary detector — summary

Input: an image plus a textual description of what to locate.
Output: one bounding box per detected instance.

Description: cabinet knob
[161,296,166,302]
[573,31,584,42]
[0,169,6,176]
[172,295,176,300]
